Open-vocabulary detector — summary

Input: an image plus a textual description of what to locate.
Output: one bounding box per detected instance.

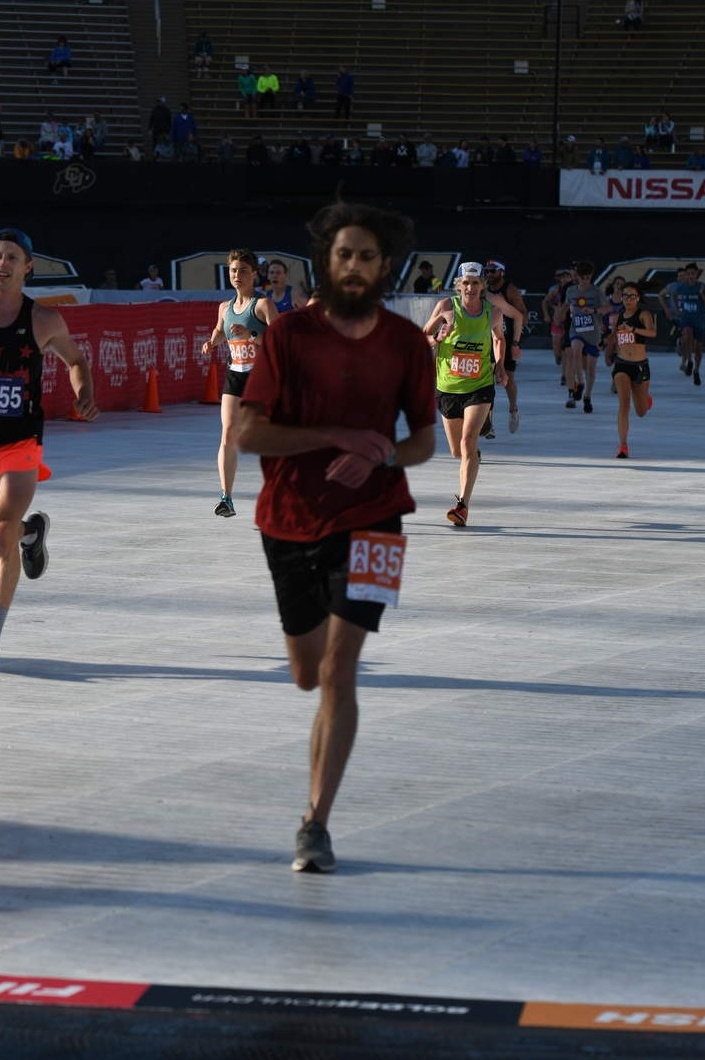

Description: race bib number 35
[346,531,407,607]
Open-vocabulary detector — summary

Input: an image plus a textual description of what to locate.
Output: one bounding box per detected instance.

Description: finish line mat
[0,976,703,1059]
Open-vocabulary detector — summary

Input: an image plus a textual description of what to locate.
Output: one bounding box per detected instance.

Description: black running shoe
[214,493,236,517]
[694,370,701,386]
[685,360,693,377]
[292,819,336,873]
[583,396,593,413]
[20,511,50,580]
[573,382,584,401]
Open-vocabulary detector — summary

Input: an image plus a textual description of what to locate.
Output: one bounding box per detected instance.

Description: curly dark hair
[306,200,415,283]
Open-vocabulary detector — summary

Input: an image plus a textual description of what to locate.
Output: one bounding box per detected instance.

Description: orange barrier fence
[42,303,225,419]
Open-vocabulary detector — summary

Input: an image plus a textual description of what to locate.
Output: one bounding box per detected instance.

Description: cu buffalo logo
[52,162,97,196]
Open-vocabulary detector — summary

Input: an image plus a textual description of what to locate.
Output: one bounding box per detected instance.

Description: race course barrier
[42,303,225,419]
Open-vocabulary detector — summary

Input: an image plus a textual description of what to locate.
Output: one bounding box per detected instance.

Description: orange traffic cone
[140,368,162,413]
[200,361,220,404]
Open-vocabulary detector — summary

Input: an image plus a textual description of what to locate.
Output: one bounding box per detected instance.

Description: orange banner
[521,1001,705,1033]
[42,303,227,418]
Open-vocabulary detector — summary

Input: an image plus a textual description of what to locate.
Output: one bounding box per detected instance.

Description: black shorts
[222,368,250,398]
[262,515,403,637]
[437,386,495,419]
[612,357,650,385]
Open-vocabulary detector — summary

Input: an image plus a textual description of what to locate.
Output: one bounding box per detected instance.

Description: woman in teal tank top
[201,248,278,516]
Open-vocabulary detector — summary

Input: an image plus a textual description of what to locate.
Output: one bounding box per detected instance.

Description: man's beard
[319,273,387,319]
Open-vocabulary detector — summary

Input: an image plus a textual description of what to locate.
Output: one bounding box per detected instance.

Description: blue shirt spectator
[686,147,705,171]
[522,139,542,164]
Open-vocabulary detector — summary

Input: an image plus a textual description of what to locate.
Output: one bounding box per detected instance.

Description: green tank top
[436,296,494,394]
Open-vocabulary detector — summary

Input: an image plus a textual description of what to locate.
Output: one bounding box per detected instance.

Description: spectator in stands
[268,141,287,164]
[52,131,73,160]
[657,112,675,153]
[136,264,164,292]
[319,133,343,166]
[416,133,438,167]
[153,133,174,162]
[587,137,610,173]
[48,36,72,81]
[257,65,280,112]
[308,136,323,164]
[392,133,417,167]
[686,146,705,171]
[558,134,578,167]
[13,138,34,161]
[237,67,258,120]
[292,70,316,110]
[216,133,235,165]
[633,143,651,169]
[334,65,355,121]
[122,141,143,161]
[38,111,59,153]
[245,134,269,166]
[522,138,542,164]
[414,261,442,294]
[472,136,494,164]
[495,136,516,163]
[180,132,201,164]
[171,102,198,162]
[287,135,312,165]
[369,136,392,166]
[614,135,634,169]
[92,112,107,153]
[623,0,643,34]
[193,31,213,79]
[57,117,74,150]
[437,143,458,168]
[343,137,365,165]
[77,124,96,162]
[99,267,119,289]
[452,138,470,168]
[149,96,172,152]
[643,115,658,152]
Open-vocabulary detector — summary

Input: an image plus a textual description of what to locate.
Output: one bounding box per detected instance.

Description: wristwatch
[383,448,397,468]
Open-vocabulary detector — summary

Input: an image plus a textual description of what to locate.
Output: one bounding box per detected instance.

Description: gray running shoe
[213,494,236,517]
[20,511,50,580]
[292,818,336,873]
[508,409,520,433]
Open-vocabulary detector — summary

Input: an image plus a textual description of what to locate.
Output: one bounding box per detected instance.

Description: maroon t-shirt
[242,302,436,541]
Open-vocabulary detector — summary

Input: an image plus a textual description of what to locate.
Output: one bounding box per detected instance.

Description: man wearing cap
[0,227,99,643]
[413,261,441,294]
[423,262,514,527]
[558,260,611,412]
[484,259,528,434]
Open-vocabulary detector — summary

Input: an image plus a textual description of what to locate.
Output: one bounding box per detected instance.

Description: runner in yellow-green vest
[423,261,516,527]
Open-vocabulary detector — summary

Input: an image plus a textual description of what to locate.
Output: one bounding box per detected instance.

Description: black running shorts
[261,515,403,637]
